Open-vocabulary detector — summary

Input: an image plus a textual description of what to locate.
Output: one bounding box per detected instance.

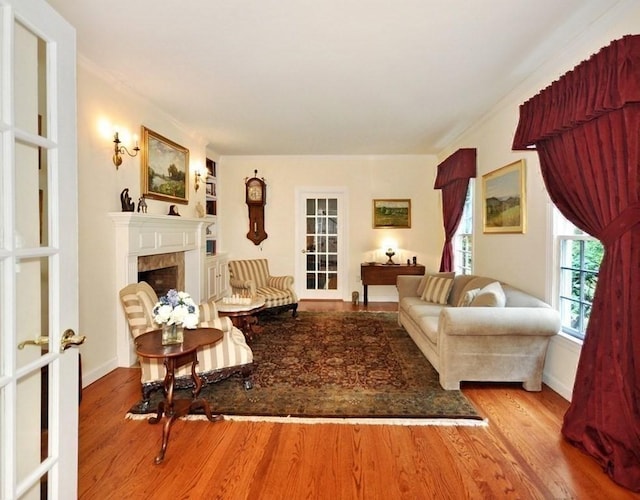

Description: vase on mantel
[161,323,184,345]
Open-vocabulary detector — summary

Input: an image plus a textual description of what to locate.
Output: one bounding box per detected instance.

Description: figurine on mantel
[120,188,135,212]
[137,195,147,213]
[168,205,180,216]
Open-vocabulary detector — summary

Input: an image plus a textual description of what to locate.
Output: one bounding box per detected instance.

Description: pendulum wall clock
[245,170,267,245]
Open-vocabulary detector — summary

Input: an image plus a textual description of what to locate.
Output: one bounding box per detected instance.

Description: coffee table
[134,327,223,464]
[216,297,266,341]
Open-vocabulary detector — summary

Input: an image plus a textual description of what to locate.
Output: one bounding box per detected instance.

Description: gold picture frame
[141,126,190,204]
[373,199,411,228]
[482,159,526,233]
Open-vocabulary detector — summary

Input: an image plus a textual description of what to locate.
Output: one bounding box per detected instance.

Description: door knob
[18,336,49,350]
[60,329,86,352]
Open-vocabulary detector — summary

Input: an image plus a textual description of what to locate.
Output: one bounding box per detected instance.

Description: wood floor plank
[78,301,639,499]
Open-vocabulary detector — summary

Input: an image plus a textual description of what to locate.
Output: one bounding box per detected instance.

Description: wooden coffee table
[216,297,266,341]
[134,327,223,464]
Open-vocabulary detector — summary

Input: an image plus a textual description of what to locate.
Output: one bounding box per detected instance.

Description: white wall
[436,0,640,399]
[218,155,439,301]
[77,62,211,385]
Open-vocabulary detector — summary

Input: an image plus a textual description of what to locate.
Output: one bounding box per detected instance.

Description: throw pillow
[469,281,506,307]
[458,287,481,307]
[417,271,455,297]
[421,275,454,304]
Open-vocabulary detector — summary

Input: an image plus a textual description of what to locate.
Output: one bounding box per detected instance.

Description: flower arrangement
[152,289,199,329]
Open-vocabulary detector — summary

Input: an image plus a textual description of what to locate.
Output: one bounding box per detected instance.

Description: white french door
[295,188,347,300]
[0,1,80,499]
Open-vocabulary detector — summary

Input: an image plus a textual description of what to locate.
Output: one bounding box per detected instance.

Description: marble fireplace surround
[110,213,206,367]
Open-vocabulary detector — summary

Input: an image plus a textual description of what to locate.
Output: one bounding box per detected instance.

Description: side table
[135,327,224,464]
[216,297,266,341]
[360,263,425,305]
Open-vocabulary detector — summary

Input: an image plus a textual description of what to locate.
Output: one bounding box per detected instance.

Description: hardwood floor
[78,301,636,499]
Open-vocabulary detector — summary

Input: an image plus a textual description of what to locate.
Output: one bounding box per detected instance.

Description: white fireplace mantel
[109,212,206,367]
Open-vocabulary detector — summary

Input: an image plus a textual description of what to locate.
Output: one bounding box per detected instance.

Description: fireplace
[110,213,206,367]
[138,252,185,297]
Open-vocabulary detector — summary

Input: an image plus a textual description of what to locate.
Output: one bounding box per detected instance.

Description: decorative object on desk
[482,159,526,234]
[120,188,135,212]
[168,205,180,216]
[152,289,199,345]
[245,169,268,245]
[412,256,417,265]
[385,247,396,265]
[137,195,147,213]
[373,199,411,228]
[141,125,190,205]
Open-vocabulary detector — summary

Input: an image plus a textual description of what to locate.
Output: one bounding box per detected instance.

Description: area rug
[127,311,485,426]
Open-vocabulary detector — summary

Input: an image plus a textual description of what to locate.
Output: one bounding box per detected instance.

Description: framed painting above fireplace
[141,126,190,204]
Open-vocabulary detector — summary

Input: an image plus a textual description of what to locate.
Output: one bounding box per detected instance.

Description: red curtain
[513,35,640,492]
[434,149,477,272]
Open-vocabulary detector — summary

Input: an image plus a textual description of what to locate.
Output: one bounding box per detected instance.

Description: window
[454,181,473,275]
[555,211,603,340]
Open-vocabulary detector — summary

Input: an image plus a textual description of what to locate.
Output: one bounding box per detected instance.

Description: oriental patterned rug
[127,312,485,425]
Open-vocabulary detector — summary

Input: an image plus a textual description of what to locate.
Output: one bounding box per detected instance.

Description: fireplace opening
[137,252,185,298]
[139,266,178,297]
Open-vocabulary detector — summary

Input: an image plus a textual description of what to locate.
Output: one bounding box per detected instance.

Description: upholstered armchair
[228,259,298,317]
[119,282,253,409]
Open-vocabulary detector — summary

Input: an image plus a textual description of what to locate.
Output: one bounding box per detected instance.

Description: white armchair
[119,282,253,409]
[228,258,298,317]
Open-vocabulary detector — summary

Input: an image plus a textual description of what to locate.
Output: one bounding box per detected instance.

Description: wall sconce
[194,170,202,191]
[112,131,139,169]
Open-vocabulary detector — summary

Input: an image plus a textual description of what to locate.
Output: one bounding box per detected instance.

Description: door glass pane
[15,141,48,248]
[15,22,48,136]
[16,368,47,494]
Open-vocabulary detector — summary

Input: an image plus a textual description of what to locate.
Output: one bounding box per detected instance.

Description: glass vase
[161,323,184,345]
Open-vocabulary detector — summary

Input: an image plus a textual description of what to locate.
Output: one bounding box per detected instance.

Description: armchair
[228,259,298,317]
[119,282,253,409]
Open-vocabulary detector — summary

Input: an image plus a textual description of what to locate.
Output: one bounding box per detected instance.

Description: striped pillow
[420,275,454,304]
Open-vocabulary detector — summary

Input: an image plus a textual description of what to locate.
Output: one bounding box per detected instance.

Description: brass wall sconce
[194,171,202,191]
[112,131,140,169]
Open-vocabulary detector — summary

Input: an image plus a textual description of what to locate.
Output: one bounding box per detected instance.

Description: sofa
[397,273,561,391]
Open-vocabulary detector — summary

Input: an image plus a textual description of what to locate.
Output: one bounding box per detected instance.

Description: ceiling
[45,0,622,156]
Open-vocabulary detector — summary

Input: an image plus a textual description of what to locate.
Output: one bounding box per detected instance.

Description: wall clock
[245,170,267,245]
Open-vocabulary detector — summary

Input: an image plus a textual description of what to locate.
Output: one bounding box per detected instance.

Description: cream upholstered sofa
[397,273,561,391]
[228,259,298,317]
[119,282,253,408]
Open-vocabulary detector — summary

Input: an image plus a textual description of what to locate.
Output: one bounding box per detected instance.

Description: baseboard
[82,357,119,388]
[542,372,573,402]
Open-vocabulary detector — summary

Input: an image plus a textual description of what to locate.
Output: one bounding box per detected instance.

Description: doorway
[295,189,348,300]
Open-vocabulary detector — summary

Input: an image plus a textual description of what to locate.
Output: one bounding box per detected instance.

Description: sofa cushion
[417,271,455,297]
[457,287,481,307]
[421,275,454,304]
[470,281,506,307]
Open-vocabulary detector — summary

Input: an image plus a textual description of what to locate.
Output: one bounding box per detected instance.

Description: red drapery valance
[511,35,640,492]
[434,148,477,188]
[513,34,640,150]
[434,148,476,272]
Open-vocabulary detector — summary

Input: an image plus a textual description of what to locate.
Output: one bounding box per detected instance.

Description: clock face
[248,184,262,201]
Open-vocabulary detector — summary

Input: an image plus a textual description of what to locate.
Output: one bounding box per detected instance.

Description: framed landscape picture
[141,126,190,204]
[373,199,411,228]
[482,159,526,233]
